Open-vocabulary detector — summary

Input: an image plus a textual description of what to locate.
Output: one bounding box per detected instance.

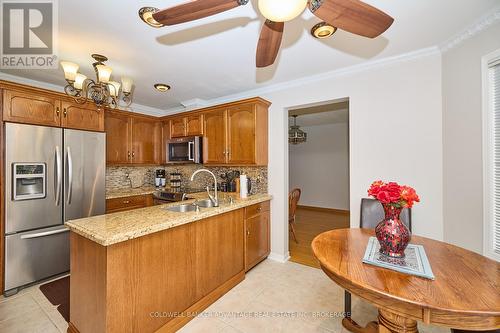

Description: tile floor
[0,261,449,333]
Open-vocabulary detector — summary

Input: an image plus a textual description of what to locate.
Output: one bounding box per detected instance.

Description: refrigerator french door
[4,123,105,295]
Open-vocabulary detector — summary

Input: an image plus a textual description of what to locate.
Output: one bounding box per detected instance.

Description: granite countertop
[66,193,272,247]
[106,186,158,200]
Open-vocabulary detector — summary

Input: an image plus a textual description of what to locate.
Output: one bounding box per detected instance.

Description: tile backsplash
[106,165,268,195]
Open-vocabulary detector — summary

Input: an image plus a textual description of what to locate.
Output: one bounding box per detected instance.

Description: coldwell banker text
[1,0,58,69]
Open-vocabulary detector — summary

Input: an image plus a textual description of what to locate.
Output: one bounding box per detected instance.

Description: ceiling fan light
[311,22,337,39]
[258,0,307,22]
[139,7,164,28]
[154,83,171,92]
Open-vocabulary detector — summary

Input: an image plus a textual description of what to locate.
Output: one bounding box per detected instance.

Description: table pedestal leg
[341,310,418,333]
[378,309,418,333]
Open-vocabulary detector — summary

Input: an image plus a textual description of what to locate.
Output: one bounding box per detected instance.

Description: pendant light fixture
[289,115,307,145]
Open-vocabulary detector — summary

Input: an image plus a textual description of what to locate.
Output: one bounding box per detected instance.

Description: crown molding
[163,46,440,112]
[0,71,167,117]
[440,5,500,53]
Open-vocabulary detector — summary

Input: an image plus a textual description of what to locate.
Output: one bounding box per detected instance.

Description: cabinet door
[131,118,161,164]
[61,101,104,132]
[161,121,170,164]
[170,117,186,138]
[203,109,227,164]
[227,104,256,164]
[186,114,203,136]
[3,89,61,127]
[105,111,131,164]
[245,211,270,271]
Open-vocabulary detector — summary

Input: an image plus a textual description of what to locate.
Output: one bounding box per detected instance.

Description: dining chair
[288,188,301,244]
[344,198,411,321]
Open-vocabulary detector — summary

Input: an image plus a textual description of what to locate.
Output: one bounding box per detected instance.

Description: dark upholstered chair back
[360,198,412,231]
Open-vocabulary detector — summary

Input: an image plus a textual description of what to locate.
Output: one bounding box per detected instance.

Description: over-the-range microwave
[167,136,203,164]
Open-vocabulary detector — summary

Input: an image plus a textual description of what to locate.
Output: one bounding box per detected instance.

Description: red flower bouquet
[367,181,420,258]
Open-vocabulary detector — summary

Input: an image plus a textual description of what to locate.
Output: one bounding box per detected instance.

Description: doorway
[287,100,350,267]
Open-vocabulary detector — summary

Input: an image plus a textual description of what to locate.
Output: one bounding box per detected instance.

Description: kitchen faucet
[190,169,219,207]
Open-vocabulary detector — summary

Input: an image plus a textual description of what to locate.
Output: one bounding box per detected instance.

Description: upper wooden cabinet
[202,100,268,166]
[170,114,203,138]
[131,117,161,164]
[3,89,61,127]
[61,101,104,132]
[105,111,132,164]
[1,86,105,131]
[105,110,161,165]
[203,109,227,164]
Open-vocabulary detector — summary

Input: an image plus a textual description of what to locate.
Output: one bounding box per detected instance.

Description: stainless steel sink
[195,199,216,208]
[165,204,198,213]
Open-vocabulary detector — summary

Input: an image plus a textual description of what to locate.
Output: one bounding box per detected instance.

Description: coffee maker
[155,169,166,188]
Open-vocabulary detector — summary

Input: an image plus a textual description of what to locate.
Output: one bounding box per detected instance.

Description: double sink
[166,199,216,213]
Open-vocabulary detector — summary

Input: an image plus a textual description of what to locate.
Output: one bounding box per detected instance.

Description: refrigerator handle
[20,227,69,239]
[67,146,73,205]
[55,146,62,206]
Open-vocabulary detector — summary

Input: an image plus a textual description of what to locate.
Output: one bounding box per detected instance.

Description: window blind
[490,61,500,257]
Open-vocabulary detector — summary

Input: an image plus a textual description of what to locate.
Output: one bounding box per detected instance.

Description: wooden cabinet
[3,89,61,127]
[106,194,154,213]
[244,201,271,271]
[203,109,227,164]
[161,121,170,164]
[186,114,203,136]
[61,101,104,132]
[202,101,268,165]
[105,111,132,164]
[170,117,186,138]
[131,118,161,164]
[170,114,203,138]
[105,110,161,165]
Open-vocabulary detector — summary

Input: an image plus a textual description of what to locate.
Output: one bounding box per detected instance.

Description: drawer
[106,195,149,213]
[245,201,270,219]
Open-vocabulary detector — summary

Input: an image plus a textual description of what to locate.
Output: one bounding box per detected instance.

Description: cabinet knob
[123,200,130,204]
[128,151,131,159]
[63,108,67,117]
[257,207,262,212]
[132,151,135,158]
[246,230,250,236]
[56,107,60,117]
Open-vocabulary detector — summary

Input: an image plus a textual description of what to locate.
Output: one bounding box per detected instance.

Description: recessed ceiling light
[154,83,171,92]
[311,22,337,39]
[139,7,164,28]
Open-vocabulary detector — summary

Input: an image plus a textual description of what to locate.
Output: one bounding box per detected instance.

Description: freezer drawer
[4,226,69,292]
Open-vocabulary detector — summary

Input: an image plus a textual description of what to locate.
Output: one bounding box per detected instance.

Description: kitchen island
[65,193,271,333]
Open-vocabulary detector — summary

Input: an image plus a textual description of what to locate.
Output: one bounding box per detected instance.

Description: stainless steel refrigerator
[4,123,105,295]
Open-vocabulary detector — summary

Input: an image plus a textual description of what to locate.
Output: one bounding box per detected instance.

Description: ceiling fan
[143,0,394,68]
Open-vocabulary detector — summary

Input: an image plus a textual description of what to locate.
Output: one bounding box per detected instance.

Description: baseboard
[268,252,290,263]
[297,205,350,215]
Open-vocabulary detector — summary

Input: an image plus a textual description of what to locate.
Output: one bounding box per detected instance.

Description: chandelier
[60,54,133,109]
[289,115,307,145]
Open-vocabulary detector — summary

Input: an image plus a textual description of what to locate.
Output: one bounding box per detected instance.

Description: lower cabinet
[245,201,271,271]
[106,194,154,213]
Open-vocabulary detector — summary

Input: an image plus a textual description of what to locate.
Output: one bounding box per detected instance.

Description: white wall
[442,22,500,254]
[289,121,350,210]
[259,52,444,260]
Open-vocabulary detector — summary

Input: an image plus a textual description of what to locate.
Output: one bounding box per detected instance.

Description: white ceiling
[1,0,499,114]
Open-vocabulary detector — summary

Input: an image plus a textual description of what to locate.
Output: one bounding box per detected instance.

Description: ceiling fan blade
[256,20,284,68]
[153,0,247,26]
[309,0,394,38]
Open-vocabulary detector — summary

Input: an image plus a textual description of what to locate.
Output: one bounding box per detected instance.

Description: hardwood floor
[289,207,350,268]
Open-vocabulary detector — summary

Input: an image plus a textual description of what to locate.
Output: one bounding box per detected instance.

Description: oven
[167,136,203,164]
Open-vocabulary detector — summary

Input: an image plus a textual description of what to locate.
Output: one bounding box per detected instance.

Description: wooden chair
[288,188,301,244]
[344,198,411,325]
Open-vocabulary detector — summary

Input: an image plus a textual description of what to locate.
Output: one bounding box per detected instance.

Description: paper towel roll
[240,174,248,199]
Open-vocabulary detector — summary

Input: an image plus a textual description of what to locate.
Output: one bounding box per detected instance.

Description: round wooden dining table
[311,228,500,333]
